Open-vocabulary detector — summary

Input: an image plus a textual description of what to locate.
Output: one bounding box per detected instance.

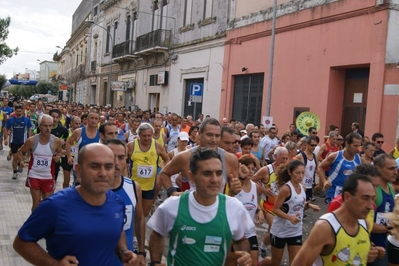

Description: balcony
[112,40,137,63]
[135,29,171,55]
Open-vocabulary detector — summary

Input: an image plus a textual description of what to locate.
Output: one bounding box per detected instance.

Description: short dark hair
[353,164,381,178]
[308,127,316,133]
[103,138,126,153]
[342,173,372,200]
[306,136,317,144]
[99,122,116,135]
[189,125,199,135]
[248,131,259,138]
[345,132,362,145]
[49,109,61,117]
[352,122,360,129]
[371,132,384,141]
[199,118,221,133]
[81,113,88,120]
[240,137,253,147]
[190,148,221,174]
[363,142,375,150]
[221,126,235,136]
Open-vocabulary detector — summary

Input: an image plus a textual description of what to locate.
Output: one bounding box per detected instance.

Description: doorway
[149,93,160,113]
[90,85,96,105]
[341,68,369,136]
[232,73,264,125]
[183,78,204,118]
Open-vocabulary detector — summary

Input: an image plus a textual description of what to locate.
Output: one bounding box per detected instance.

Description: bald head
[77,143,114,166]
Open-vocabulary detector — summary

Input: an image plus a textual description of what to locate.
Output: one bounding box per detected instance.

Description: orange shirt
[180,125,190,133]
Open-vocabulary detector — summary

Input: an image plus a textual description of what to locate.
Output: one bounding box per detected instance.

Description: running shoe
[12,173,18,180]
[259,244,268,258]
[7,153,12,161]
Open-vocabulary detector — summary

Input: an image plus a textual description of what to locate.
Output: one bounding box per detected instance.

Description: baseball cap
[178,132,189,141]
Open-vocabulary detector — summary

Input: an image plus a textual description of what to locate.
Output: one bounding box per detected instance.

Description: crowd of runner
[1,96,399,266]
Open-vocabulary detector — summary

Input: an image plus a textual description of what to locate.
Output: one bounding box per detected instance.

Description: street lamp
[85,20,113,106]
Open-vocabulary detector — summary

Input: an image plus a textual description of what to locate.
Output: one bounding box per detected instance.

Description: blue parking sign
[190,83,203,103]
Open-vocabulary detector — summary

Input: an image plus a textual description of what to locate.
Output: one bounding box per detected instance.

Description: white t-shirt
[260,135,279,160]
[147,191,254,241]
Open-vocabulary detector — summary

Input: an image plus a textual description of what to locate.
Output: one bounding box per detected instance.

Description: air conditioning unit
[127,79,136,88]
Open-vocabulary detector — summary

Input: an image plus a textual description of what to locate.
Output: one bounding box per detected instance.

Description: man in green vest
[147,148,253,266]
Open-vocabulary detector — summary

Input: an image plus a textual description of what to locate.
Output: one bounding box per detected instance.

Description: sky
[0,0,82,80]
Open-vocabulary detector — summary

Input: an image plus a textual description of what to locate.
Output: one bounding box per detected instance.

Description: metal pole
[246,76,252,124]
[193,102,197,123]
[266,0,277,116]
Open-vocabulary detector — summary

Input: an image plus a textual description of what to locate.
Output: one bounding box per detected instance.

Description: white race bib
[303,177,313,188]
[123,205,133,231]
[137,165,154,178]
[376,212,390,226]
[33,156,52,169]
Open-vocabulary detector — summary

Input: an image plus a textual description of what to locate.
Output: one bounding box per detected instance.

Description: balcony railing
[136,29,171,52]
[112,40,134,58]
[91,61,96,72]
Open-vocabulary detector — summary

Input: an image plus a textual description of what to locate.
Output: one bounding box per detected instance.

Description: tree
[0,17,19,65]
[0,74,6,89]
[36,81,58,96]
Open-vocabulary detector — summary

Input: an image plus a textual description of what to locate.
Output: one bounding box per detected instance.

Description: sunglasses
[376,141,384,144]
[337,138,343,141]
[234,140,242,144]
[310,144,317,147]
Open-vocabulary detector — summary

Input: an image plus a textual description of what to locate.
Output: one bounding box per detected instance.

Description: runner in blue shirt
[4,104,32,180]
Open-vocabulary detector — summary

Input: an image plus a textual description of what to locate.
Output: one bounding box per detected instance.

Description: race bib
[137,165,154,178]
[270,181,279,196]
[376,212,390,226]
[33,156,52,169]
[70,146,78,156]
[303,177,313,188]
[334,186,343,197]
[123,205,133,231]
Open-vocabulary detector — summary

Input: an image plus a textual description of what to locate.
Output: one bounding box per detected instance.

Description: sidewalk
[0,145,47,265]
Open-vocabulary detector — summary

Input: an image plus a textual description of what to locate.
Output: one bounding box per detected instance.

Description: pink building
[220,0,399,150]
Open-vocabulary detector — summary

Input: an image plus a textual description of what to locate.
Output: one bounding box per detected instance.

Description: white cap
[178,132,189,141]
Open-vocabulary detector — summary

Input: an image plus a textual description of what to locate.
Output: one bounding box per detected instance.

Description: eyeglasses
[376,141,384,144]
[310,144,317,147]
[234,140,241,144]
[311,132,317,134]
[337,138,343,141]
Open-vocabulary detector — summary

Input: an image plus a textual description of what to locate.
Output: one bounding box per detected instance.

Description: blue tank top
[78,127,100,150]
[251,147,263,164]
[112,177,137,265]
[370,187,395,247]
[327,150,361,200]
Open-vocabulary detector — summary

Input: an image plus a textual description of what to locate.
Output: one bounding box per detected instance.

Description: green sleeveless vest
[168,193,232,265]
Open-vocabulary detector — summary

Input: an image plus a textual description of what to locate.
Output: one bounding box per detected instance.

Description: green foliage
[0,74,6,89]
[5,82,58,99]
[0,17,19,65]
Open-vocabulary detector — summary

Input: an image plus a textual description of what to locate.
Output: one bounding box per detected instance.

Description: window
[126,15,131,40]
[162,0,167,6]
[113,21,118,45]
[133,11,138,21]
[93,6,98,16]
[106,25,111,53]
[183,0,192,26]
[153,0,158,11]
[203,0,213,20]
[149,74,159,86]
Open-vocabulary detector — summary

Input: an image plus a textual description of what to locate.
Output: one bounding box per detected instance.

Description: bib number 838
[36,160,49,167]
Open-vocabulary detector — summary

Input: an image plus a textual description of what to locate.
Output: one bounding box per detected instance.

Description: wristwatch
[138,251,147,257]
